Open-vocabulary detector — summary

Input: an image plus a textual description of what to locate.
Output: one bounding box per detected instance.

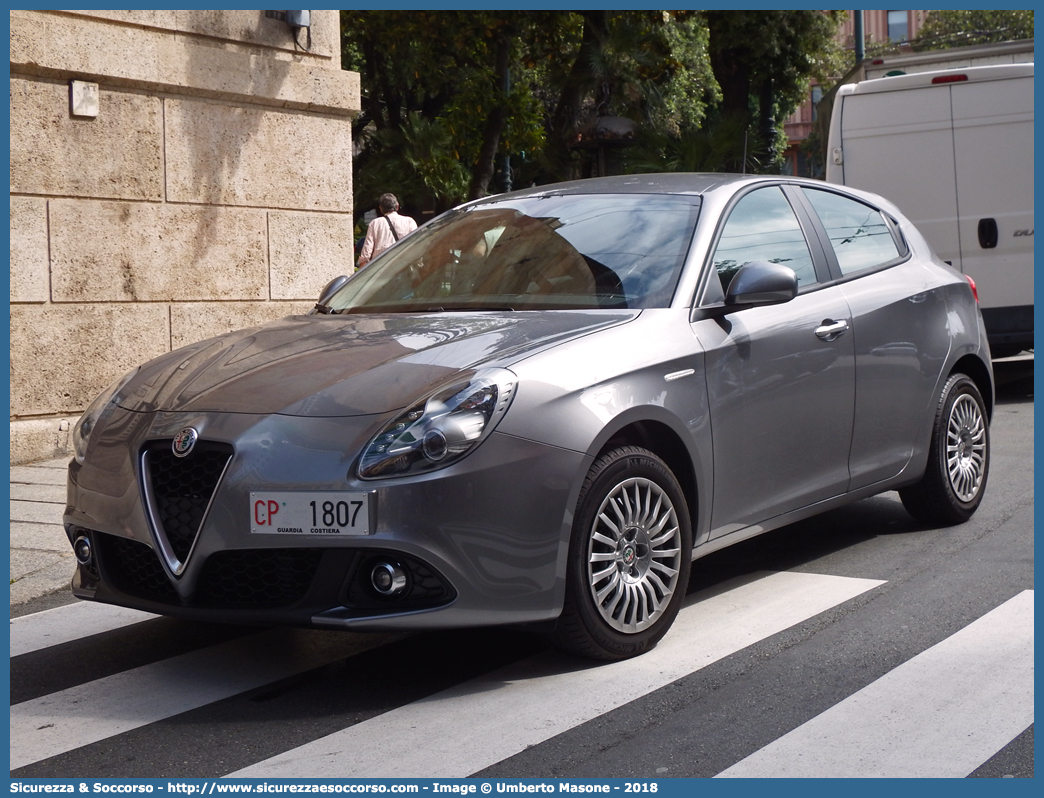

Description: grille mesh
[98,533,179,603]
[197,549,323,607]
[94,530,323,608]
[145,442,233,562]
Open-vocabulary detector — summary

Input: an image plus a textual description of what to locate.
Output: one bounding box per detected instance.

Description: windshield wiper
[426,306,515,312]
[331,304,515,315]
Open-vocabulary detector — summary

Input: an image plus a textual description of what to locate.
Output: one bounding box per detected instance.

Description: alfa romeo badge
[172,427,199,458]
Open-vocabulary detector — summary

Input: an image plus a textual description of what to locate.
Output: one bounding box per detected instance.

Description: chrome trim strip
[140,447,233,578]
[664,369,696,382]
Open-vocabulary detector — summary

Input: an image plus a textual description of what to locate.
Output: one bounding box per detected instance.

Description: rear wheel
[900,374,989,525]
[550,447,692,661]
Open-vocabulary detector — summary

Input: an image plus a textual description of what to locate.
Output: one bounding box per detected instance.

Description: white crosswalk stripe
[11,627,403,770]
[9,575,1034,779]
[715,590,1034,778]
[10,601,158,657]
[228,571,883,778]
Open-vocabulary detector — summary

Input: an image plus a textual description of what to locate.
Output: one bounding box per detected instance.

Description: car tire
[550,446,692,661]
[900,374,990,526]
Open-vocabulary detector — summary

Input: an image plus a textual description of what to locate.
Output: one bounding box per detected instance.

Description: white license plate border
[249,490,376,536]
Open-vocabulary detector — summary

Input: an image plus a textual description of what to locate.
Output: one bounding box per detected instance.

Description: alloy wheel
[946,393,987,502]
[586,477,683,633]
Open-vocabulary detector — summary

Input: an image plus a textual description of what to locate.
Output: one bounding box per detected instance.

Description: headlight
[72,368,140,463]
[358,367,517,479]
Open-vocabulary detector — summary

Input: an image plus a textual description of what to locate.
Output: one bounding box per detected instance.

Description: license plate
[250,492,373,536]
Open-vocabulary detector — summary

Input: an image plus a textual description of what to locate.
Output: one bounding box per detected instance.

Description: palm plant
[624,112,768,175]
[354,112,471,217]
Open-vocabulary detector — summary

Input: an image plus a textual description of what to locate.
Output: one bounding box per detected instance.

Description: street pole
[502,67,512,193]
[854,10,865,65]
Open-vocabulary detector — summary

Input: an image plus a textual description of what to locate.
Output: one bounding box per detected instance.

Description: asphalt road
[9,359,1034,779]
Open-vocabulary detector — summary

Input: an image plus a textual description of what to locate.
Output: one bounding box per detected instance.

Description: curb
[10,458,77,615]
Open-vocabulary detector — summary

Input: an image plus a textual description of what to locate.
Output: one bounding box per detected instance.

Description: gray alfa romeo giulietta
[66,174,992,660]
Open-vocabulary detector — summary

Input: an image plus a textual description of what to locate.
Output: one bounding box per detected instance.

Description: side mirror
[725,261,798,308]
[313,274,350,314]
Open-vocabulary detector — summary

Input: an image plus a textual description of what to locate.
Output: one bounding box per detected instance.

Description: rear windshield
[328,194,701,313]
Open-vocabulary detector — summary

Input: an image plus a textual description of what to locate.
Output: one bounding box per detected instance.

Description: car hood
[118,311,638,417]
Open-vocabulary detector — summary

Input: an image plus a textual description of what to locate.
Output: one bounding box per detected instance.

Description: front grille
[97,532,179,604]
[144,441,233,563]
[197,549,323,608]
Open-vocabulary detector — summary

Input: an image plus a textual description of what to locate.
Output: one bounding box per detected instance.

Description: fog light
[73,535,93,566]
[370,562,407,597]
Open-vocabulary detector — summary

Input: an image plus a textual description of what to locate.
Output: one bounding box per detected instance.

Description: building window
[811,86,823,122]
[887,10,908,42]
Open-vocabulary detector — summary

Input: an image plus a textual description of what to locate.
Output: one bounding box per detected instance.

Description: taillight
[932,74,968,85]
[965,275,979,303]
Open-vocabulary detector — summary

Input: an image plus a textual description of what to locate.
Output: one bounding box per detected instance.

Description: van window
[803,189,901,276]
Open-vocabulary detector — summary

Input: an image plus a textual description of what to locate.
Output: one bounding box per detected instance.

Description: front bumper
[65,407,586,630]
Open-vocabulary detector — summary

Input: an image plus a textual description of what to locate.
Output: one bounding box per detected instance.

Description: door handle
[978,218,998,249]
[815,319,849,342]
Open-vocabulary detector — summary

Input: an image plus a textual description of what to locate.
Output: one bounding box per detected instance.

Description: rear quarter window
[803,189,902,276]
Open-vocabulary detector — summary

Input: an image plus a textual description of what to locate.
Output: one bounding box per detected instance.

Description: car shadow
[993,355,1033,405]
[686,492,916,596]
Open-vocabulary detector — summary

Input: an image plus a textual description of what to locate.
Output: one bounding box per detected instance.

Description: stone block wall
[9,10,360,463]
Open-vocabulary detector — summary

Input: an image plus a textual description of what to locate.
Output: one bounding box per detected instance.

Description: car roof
[461,173,901,220]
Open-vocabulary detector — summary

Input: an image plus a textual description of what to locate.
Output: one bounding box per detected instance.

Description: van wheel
[550,447,691,661]
[900,374,989,526]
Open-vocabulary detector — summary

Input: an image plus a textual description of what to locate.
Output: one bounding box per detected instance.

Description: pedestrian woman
[356,193,417,269]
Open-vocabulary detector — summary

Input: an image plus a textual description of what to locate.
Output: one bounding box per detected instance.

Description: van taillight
[932,74,968,85]
[965,275,979,303]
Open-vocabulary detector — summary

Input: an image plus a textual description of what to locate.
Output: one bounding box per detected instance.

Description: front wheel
[900,374,990,526]
[550,447,692,661]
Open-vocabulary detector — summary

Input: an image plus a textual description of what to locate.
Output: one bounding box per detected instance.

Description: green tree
[343,10,568,215]
[544,11,719,180]
[352,113,471,219]
[343,10,843,205]
[657,13,721,135]
[913,9,1034,51]
[704,10,846,168]
[624,112,768,175]
[343,10,720,209]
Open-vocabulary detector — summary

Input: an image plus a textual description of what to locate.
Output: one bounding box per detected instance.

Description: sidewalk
[10,458,76,609]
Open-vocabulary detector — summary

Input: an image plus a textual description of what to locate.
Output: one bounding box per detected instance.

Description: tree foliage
[624,112,768,175]
[344,10,726,215]
[704,11,846,165]
[913,9,1034,51]
[342,10,846,218]
[343,10,559,217]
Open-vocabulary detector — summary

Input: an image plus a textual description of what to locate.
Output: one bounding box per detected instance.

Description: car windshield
[328,193,701,313]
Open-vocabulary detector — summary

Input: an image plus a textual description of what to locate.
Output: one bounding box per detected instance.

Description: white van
[826,63,1034,357]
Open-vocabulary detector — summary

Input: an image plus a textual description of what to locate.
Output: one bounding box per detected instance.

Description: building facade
[9,10,360,463]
